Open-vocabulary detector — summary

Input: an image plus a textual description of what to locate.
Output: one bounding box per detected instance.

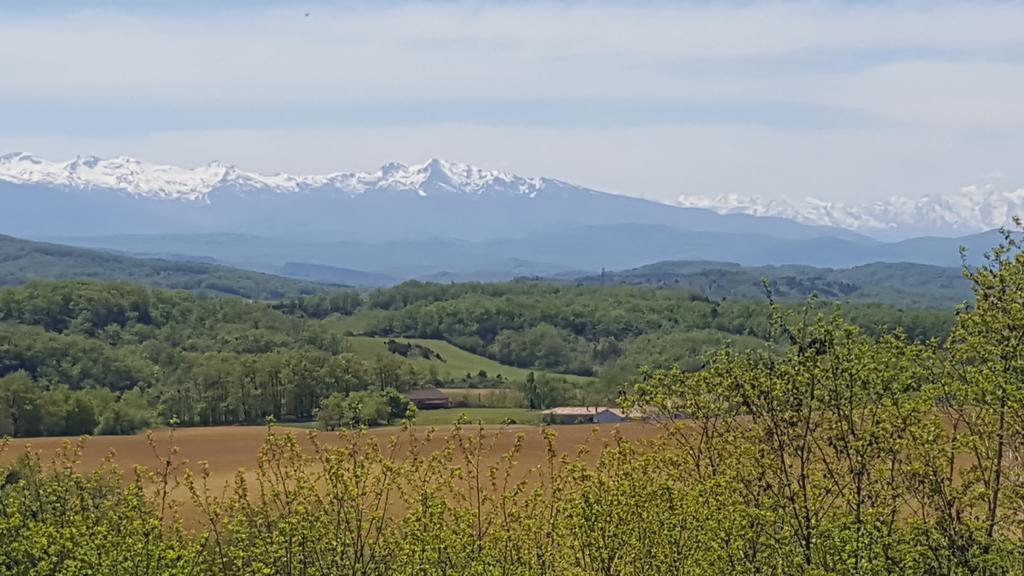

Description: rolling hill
[43,227,1000,285]
[0,234,340,299]
[279,262,399,288]
[0,233,984,309]
[577,260,972,308]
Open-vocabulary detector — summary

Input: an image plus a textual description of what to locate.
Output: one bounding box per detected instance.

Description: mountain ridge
[0,153,868,243]
[678,183,1024,239]
[40,227,1002,285]
[5,152,1020,241]
[0,233,976,308]
[0,152,552,201]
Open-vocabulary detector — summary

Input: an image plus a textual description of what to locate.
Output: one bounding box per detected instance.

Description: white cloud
[1,1,1023,203]
[819,61,1024,129]
[2,2,1022,105]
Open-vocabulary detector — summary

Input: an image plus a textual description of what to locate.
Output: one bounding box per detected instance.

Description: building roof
[540,406,624,417]
[403,388,449,401]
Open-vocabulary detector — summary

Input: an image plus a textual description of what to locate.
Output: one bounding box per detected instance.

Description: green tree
[934,227,1024,566]
[96,389,155,435]
[383,388,415,423]
[0,371,41,437]
[315,392,352,431]
[64,393,99,436]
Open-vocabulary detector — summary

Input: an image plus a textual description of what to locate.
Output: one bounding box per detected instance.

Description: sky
[1,0,1022,204]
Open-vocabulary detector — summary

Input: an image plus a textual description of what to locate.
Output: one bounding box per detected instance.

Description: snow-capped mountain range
[1,152,1017,241]
[678,184,1024,239]
[0,153,547,201]
[5,152,846,243]
[3,152,1015,275]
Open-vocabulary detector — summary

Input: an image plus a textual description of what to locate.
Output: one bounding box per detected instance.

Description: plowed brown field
[0,423,663,517]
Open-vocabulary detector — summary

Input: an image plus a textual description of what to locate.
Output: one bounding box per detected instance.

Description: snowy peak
[677,193,805,221]
[679,183,1024,238]
[0,153,548,201]
[369,158,544,197]
[8,151,1018,240]
[0,153,229,200]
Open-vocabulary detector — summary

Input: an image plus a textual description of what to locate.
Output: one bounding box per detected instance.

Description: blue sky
[1,1,1022,203]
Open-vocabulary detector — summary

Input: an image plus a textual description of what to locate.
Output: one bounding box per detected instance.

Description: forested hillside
[0,279,954,437]
[359,281,953,376]
[2,234,978,309]
[0,281,425,436]
[0,234,336,299]
[577,260,972,308]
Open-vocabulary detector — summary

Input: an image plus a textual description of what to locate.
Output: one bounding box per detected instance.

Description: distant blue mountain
[1,154,1005,280]
[41,227,1001,284]
[0,154,870,242]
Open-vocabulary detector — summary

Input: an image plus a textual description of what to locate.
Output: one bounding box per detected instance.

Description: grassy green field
[322,310,392,335]
[440,388,526,408]
[344,336,594,384]
[410,408,542,426]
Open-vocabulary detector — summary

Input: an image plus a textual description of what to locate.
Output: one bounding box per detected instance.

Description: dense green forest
[0,234,336,299]
[3,235,1024,574]
[358,281,953,375]
[0,282,426,436]
[0,275,953,437]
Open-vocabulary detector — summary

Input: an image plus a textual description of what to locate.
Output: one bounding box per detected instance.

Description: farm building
[541,406,625,425]
[404,388,451,410]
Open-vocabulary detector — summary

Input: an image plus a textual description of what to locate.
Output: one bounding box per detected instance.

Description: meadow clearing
[342,335,595,384]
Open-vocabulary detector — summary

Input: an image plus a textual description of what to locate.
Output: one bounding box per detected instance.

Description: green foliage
[494,323,586,372]
[519,371,585,409]
[273,290,363,318]
[95,389,157,435]
[614,229,1024,574]
[0,281,434,436]
[363,281,953,376]
[314,392,357,430]
[0,370,151,437]
[0,437,203,574]
[315,388,414,430]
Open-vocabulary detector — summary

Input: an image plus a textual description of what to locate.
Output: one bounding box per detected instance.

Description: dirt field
[0,422,663,512]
